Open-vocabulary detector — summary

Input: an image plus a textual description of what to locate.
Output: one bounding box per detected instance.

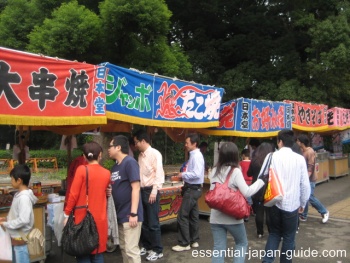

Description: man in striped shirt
[261,129,311,263]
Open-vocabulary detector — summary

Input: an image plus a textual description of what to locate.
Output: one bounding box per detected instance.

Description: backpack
[20,228,45,259]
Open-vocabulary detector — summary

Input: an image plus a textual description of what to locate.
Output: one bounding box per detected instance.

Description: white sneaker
[140,247,152,256]
[146,251,163,261]
[191,242,199,248]
[322,211,329,223]
[172,245,191,252]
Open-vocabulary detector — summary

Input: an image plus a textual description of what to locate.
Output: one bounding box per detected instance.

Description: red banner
[285,100,328,131]
[327,107,350,130]
[0,47,106,126]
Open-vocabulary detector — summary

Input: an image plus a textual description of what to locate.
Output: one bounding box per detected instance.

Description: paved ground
[41,174,350,263]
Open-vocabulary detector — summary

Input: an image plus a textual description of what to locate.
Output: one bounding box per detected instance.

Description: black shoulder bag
[252,153,273,202]
[62,166,99,257]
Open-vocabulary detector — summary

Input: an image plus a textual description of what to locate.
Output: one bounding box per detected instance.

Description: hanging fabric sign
[102,63,224,128]
[284,100,328,131]
[199,98,292,137]
[0,47,106,126]
[326,107,350,131]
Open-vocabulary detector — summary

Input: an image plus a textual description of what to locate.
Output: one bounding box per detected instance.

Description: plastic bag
[53,203,65,246]
[264,167,284,207]
[0,226,12,261]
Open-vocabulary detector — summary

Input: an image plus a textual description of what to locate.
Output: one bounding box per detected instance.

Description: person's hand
[63,217,68,226]
[298,206,304,214]
[106,185,112,197]
[149,193,156,204]
[177,173,183,179]
[129,216,138,228]
[259,172,269,185]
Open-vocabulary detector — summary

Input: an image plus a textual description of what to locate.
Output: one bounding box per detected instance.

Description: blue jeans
[263,206,298,263]
[140,188,163,253]
[12,245,30,263]
[210,223,248,263]
[76,253,104,263]
[300,182,327,218]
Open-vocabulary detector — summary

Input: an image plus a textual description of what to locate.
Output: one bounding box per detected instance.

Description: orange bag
[263,166,284,207]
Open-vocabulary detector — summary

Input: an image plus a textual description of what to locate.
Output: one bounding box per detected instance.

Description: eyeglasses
[108,144,116,148]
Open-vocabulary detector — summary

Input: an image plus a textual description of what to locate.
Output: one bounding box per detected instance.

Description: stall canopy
[0,47,107,127]
[323,107,350,132]
[284,100,328,132]
[198,98,292,137]
[102,63,224,128]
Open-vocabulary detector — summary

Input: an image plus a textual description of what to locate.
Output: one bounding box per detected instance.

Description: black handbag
[62,166,99,257]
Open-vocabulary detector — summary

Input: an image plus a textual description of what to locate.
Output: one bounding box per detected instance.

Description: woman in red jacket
[64,141,111,263]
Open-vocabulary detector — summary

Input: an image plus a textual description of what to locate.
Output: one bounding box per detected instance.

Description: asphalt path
[45,175,350,263]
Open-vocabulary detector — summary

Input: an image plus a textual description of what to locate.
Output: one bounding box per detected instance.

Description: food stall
[198,98,293,215]
[321,107,350,179]
[0,47,109,262]
[103,63,225,221]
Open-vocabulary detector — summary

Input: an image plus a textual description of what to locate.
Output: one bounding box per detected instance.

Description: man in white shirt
[172,133,204,252]
[261,129,310,263]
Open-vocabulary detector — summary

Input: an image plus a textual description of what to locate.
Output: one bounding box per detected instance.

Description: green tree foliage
[27,1,102,63]
[166,0,350,107]
[99,0,192,78]
[0,0,41,49]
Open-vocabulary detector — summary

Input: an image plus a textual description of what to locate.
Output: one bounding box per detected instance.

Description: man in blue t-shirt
[108,135,143,263]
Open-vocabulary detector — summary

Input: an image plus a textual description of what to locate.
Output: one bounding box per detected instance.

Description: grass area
[0,168,67,183]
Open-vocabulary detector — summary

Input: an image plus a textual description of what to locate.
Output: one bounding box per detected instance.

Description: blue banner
[199,98,292,137]
[102,63,224,128]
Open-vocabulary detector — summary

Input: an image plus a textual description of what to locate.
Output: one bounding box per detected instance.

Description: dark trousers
[252,200,270,236]
[140,188,163,253]
[177,187,202,246]
[263,206,298,263]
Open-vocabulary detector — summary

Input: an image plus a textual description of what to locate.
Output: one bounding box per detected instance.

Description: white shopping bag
[52,202,65,246]
[0,226,12,261]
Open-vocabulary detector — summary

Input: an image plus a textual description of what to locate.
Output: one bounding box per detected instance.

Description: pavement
[39,174,350,263]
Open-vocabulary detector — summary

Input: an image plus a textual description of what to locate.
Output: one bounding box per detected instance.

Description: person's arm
[180,152,204,181]
[129,181,140,227]
[305,151,315,177]
[3,196,32,230]
[299,157,311,209]
[230,168,264,198]
[150,151,164,203]
[64,166,84,218]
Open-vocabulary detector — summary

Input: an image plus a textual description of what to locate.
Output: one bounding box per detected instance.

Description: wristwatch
[129,213,138,217]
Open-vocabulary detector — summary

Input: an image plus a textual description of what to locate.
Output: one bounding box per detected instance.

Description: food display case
[315,152,330,184]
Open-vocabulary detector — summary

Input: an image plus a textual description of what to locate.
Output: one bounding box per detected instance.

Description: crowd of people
[0,129,331,263]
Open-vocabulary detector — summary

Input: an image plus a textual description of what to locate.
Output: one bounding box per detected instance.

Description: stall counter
[316,152,330,184]
[158,182,183,224]
[329,155,349,178]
